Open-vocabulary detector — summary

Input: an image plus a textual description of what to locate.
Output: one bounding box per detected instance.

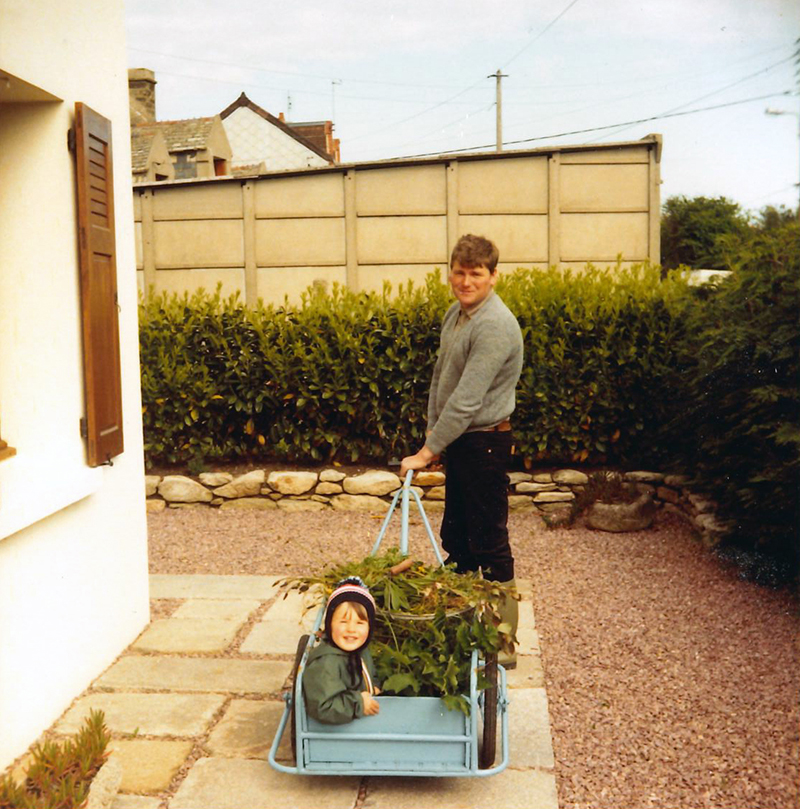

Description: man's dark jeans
[440,430,514,583]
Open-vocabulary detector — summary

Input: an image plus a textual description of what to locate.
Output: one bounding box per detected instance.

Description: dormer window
[173,150,197,179]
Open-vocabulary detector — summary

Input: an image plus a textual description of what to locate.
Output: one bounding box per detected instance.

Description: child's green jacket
[302,639,379,725]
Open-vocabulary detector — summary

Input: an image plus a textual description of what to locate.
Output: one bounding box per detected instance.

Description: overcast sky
[125,0,800,214]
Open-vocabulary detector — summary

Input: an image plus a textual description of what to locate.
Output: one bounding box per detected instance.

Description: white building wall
[0,0,149,769]
[223,106,329,171]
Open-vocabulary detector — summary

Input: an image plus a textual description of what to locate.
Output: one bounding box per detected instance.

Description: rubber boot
[496,578,519,670]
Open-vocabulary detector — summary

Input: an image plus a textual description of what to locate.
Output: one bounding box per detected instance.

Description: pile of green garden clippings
[279,550,516,712]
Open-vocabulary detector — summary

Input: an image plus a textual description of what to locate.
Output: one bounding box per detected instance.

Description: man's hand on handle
[400,446,436,477]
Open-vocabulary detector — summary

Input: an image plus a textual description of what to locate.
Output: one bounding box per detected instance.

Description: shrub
[139,264,690,471]
[0,710,110,809]
[139,277,449,468]
[499,263,690,466]
[662,221,800,575]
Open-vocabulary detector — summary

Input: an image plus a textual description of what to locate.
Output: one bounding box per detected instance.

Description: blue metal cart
[268,471,510,777]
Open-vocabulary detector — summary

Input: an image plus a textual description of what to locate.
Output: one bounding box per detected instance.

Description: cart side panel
[302,696,472,772]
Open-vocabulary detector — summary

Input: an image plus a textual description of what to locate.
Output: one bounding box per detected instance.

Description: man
[400,234,523,663]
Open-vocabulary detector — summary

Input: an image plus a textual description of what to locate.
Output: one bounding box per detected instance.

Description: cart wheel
[479,652,498,769]
[289,634,310,762]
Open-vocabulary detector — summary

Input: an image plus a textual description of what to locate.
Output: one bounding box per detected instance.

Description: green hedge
[139,264,689,471]
[498,265,689,465]
[140,277,449,468]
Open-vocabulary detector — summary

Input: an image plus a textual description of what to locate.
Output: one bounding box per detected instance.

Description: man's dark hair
[450,234,499,272]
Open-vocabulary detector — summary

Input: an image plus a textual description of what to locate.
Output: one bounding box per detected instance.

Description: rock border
[145,467,727,544]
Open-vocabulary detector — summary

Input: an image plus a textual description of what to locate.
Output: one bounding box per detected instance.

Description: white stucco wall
[0,0,149,769]
[223,106,330,170]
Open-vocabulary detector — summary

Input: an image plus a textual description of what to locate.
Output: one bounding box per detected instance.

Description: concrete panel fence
[134,136,662,306]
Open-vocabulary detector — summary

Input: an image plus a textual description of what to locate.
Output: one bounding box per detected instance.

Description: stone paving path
[53,574,558,809]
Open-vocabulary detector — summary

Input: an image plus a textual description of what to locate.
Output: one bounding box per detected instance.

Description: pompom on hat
[323,576,377,652]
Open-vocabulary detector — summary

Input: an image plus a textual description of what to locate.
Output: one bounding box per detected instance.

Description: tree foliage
[660,195,750,270]
[753,204,798,232]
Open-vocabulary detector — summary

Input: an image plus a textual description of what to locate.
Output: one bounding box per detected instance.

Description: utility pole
[488,69,508,151]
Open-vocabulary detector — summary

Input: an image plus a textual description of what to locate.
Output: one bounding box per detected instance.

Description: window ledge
[0,455,103,541]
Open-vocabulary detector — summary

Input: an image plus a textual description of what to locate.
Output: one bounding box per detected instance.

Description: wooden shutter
[0,438,15,462]
[73,102,124,466]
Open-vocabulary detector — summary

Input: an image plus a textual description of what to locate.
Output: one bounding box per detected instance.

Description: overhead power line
[393,90,794,159]
[502,0,582,69]
[145,67,484,107]
[658,53,797,117]
[130,46,460,90]
[350,0,580,144]
[588,54,796,144]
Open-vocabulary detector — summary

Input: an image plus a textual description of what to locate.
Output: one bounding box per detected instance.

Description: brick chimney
[128,68,157,124]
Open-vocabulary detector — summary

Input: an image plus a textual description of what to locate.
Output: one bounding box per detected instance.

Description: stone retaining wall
[145,467,727,544]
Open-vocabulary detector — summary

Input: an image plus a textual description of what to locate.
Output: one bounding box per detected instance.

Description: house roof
[132,117,216,153]
[285,120,339,161]
[130,127,161,174]
[134,135,662,189]
[219,93,334,163]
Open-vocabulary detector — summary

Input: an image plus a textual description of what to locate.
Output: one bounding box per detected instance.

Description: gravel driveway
[148,506,799,809]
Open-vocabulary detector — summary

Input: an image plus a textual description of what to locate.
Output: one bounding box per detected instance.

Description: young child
[302,577,381,725]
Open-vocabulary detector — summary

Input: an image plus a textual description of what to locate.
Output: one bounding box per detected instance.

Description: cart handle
[267,692,297,774]
[370,469,445,564]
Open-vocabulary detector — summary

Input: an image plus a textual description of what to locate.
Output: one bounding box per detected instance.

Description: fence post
[547,153,561,270]
[242,179,257,306]
[344,168,358,292]
[648,137,663,264]
[141,188,156,291]
[446,161,459,283]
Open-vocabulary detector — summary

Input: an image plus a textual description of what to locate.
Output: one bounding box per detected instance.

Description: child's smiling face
[330,601,370,652]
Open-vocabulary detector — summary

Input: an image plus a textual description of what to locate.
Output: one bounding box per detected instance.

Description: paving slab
[112,796,162,809]
[172,598,261,622]
[95,656,289,694]
[207,699,292,761]
[132,618,244,653]
[242,592,321,654]
[109,739,193,792]
[517,600,535,632]
[169,758,361,809]
[508,688,555,769]
[149,574,280,600]
[517,625,540,656]
[56,692,226,736]
[259,589,323,623]
[361,768,558,809]
[506,655,545,689]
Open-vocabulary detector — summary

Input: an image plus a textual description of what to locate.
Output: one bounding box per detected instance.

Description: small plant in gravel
[279,550,516,712]
[0,710,110,809]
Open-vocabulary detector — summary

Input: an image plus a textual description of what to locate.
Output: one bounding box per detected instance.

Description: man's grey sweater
[426,292,523,456]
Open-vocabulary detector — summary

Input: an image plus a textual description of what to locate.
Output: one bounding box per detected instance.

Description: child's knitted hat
[324,576,377,652]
